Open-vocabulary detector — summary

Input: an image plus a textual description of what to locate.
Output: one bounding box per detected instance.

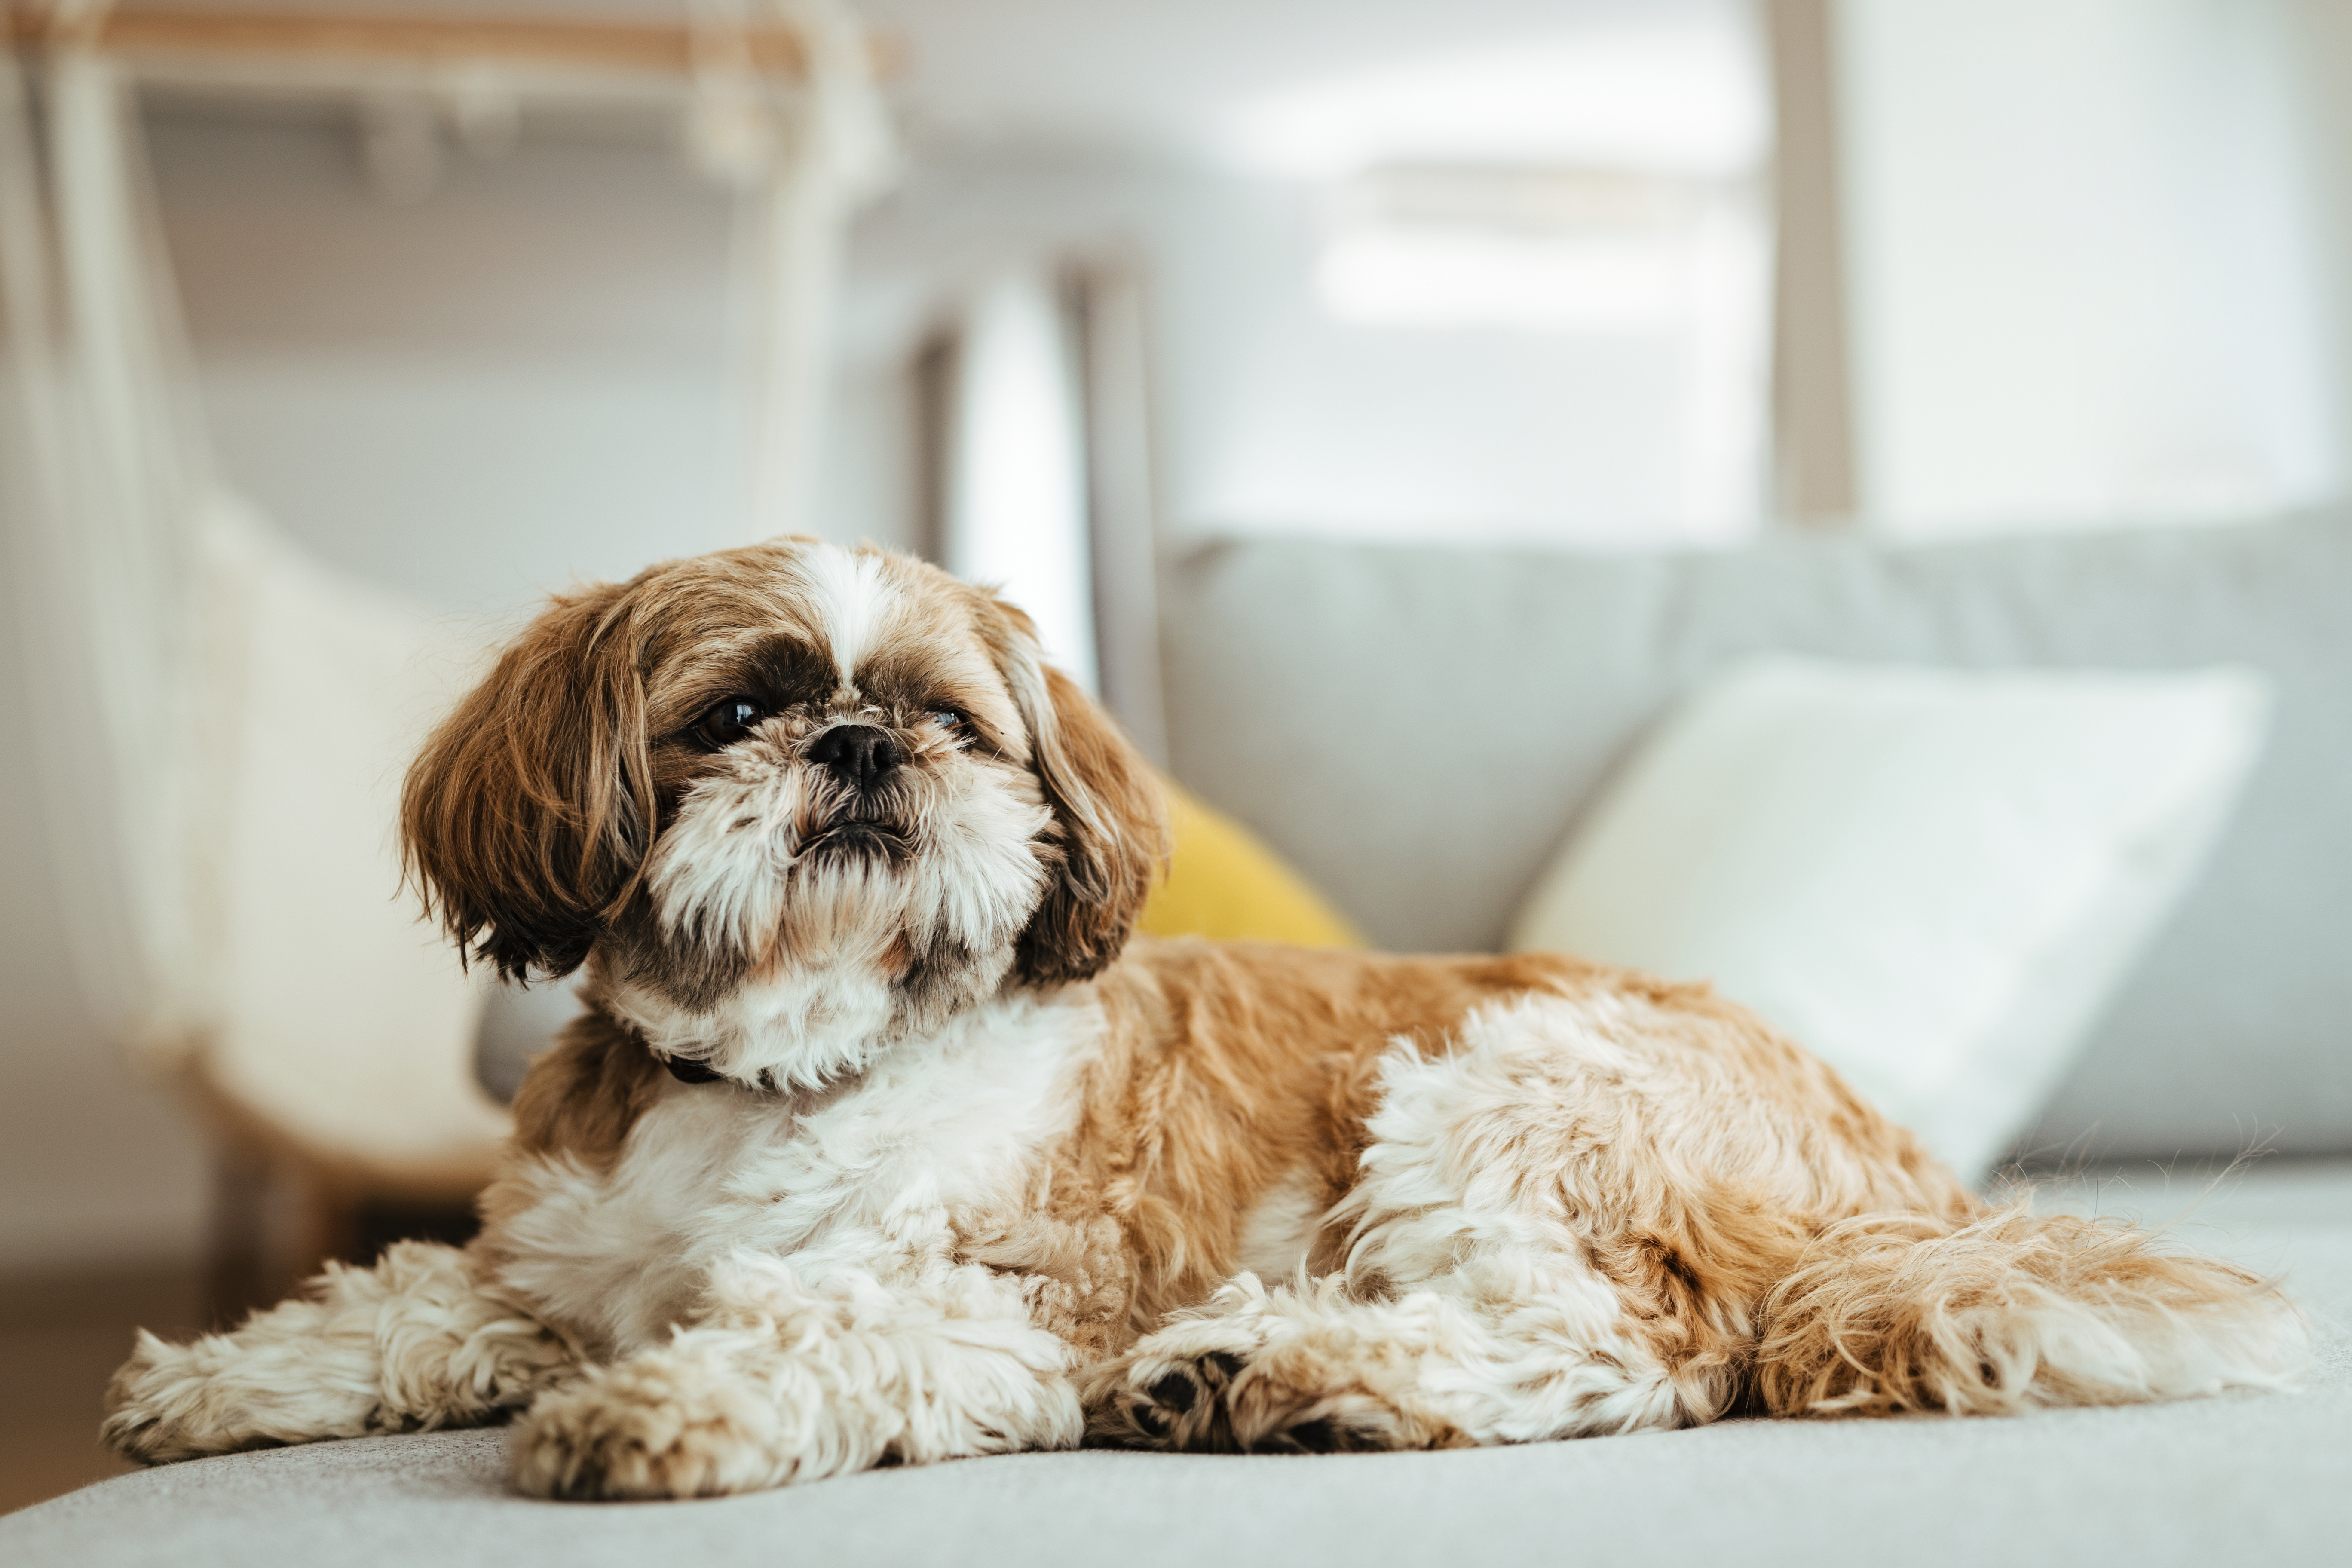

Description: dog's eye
[694,697,766,749]
[926,710,968,741]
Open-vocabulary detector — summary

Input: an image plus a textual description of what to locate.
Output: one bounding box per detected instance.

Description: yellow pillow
[1136,782,1366,949]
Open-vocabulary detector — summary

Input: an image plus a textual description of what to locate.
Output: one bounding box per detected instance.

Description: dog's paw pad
[1096,1334,1418,1455]
[1104,1344,1265,1451]
[1143,1372,1194,1415]
[1274,1415,1366,1454]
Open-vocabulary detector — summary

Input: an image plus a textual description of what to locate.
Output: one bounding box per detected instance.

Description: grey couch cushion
[9,1161,2349,1568]
[1158,509,2352,1161]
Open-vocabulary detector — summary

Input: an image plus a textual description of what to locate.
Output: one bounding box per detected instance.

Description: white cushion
[1507,656,2271,1179]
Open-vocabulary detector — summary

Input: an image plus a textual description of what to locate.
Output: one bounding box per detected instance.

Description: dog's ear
[401,582,654,982]
[988,601,1170,985]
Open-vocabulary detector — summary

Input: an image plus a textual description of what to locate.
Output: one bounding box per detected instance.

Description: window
[1166,0,1773,548]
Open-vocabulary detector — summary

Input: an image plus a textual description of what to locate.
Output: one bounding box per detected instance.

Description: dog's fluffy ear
[401,582,653,982]
[988,602,1170,985]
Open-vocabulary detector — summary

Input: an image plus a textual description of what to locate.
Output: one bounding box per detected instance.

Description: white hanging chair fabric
[1,30,202,1055]
[0,6,892,1188]
[0,27,504,1189]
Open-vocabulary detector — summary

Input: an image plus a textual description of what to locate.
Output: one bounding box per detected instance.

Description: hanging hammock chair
[0,0,894,1267]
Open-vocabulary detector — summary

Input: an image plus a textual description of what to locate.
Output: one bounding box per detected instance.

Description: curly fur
[104,1240,575,1464]
[1753,1205,2309,1416]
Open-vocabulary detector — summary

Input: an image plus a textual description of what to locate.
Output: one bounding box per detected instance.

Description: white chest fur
[493,990,1101,1356]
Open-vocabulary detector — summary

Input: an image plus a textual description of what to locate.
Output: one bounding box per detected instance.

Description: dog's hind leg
[1090,997,1796,1453]
[1087,1262,1690,1453]
[1087,1098,1698,1449]
[103,1240,577,1464]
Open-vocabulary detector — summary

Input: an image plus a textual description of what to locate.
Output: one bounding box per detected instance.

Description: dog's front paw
[510,1347,808,1501]
[104,1328,368,1464]
[104,1330,250,1464]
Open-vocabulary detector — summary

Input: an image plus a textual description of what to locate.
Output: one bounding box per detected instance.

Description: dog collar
[658,1052,725,1085]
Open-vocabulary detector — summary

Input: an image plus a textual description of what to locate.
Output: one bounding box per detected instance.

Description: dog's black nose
[809,723,903,790]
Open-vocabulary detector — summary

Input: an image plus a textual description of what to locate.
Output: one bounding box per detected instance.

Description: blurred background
[6,0,2352,1511]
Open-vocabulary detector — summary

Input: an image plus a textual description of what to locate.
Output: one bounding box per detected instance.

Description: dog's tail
[1751,1203,2308,1417]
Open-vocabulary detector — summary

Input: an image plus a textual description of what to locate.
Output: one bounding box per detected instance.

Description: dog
[104,538,2308,1498]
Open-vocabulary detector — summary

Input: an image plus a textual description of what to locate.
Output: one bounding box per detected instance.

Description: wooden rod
[8,5,897,81]
[1762,0,1858,526]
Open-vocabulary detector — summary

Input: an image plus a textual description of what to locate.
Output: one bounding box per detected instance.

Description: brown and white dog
[104,538,2306,1498]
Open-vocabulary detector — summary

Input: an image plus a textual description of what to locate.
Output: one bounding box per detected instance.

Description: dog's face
[401,539,1166,1088]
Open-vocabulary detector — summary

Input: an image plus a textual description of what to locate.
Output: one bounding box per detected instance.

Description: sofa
[1160,506,2352,1163]
[9,508,2349,1565]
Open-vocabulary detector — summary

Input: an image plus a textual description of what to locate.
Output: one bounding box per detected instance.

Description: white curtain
[943,269,1099,694]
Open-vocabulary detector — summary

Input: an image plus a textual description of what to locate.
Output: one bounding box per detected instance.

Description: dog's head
[401,539,1167,1087]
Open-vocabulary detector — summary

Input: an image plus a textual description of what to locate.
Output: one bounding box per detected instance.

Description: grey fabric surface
[9,1160,2349,1568]
[1158,509,2352,1160]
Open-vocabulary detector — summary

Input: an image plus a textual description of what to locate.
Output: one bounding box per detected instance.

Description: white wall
[1147,176,1755,547]
[855,155,1768,551]
[1836,0,2340,533]
[157,110,752,614]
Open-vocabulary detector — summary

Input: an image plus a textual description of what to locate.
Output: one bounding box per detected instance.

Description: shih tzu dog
[105,539,2306,1498]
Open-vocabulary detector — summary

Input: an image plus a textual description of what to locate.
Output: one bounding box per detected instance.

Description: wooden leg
[297,1170,361,1284]
[204,1135,275,1330]
[205,1138,363,1326]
